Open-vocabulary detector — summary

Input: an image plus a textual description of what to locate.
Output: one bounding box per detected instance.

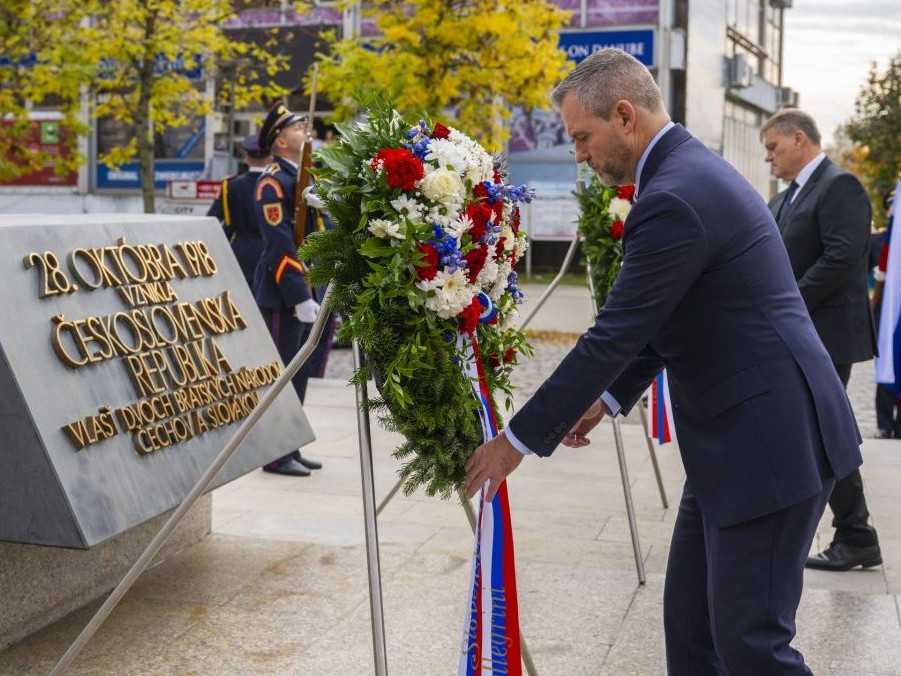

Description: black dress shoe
[805,542,882,571]
[292,450,322,470]
[876,429,893,439]
[263,459,311,477]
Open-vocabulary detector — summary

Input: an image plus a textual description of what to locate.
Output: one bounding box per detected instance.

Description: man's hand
[463,432,524,501]
[296,298,320,323]
[561,400,608,448]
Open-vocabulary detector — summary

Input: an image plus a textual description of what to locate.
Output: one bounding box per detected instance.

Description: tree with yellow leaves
[81,0,297,212]
[0,0,89,182]
[315,0,571,152]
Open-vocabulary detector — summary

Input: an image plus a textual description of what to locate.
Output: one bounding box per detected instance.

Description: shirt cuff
[601,391,622,417]
[504,426,533,456]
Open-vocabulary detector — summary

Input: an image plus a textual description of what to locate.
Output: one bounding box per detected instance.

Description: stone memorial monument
[0,213,314,647]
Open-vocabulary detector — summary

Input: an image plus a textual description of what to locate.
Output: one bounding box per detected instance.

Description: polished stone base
[0,494,211,652]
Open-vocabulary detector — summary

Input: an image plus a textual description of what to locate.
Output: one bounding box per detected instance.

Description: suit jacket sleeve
[798,174,871,310]
[508,191,708,456]
[256,175,312,307]
[607,343,665,415]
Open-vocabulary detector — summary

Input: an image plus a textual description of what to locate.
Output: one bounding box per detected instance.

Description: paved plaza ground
[2,284,900,675]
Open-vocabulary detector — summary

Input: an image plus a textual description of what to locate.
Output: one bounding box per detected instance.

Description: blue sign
[97,160,205,189]
[559,29,655,67]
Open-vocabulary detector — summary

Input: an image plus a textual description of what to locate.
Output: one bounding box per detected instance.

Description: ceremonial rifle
[293,64,319,248]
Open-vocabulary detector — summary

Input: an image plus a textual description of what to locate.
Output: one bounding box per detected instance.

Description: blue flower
[504,184,536,204]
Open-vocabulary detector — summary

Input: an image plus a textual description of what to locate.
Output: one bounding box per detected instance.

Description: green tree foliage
[0,1,89,181]
[82,0,298,212]
[842,53,901,226]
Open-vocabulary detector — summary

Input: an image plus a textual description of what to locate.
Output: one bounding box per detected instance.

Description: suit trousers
[664,479,833,675]
[875,383,901,436]
[829,363,879,548]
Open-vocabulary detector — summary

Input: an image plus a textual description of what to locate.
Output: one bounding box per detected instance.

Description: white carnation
[368,218,404,240]
[420,167,465,207]
[500,225,515,250]
[609,197,632,223]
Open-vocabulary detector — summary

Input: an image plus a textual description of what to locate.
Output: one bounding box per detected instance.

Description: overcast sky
[782,1,901,146]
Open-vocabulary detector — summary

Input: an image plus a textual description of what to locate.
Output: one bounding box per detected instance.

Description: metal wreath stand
[50,240,670,676]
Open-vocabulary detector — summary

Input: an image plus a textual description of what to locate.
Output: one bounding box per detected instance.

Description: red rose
[459,296,481,334]
[466,202,492,242]
[432,122,450,139]
[616,185,636,202]
[465,244,489,284]
[511,207,521,234]
[493,169,504,184]
[488,353,501,368]
[415,243,439,280]
[610,220,624,240]
[473,183,489,199]
[503,347,517,363]
[371,147,424,192]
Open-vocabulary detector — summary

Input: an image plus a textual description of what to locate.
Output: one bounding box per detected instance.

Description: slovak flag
[876,180,901,388]
[649,369,676,445]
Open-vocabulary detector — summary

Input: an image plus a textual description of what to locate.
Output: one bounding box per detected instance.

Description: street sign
[559,28,656,67]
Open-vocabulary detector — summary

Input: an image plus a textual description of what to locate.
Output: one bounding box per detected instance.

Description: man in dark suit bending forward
[464,49,862,675]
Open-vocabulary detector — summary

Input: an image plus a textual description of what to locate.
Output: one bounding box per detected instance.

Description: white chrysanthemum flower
[500,225,515,250]
[417,269,474,319]
[445,214,473,239]
[609,197,632,223]
[425,139,469,175]
[391,195,425,220]
[419,168,465,207]
[367,218,404,240]
[427,204,456,228]
[447,129,494,184]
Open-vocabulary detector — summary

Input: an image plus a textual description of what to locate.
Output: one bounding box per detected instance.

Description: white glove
[302,185,325,211]
[296,298,320,323]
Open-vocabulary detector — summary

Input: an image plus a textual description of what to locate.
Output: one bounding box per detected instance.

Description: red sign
[0,119,78,187]
[196,180,222,200]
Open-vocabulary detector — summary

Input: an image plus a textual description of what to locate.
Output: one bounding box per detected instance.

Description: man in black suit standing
[762,108,882,571]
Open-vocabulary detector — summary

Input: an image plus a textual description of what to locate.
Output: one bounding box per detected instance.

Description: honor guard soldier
[206,135,271,289]
[254,102,324,477]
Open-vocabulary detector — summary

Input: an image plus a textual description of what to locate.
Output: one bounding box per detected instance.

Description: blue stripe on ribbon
[490,494,508,674]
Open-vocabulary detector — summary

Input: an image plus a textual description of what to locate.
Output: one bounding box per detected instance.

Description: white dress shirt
[789,152,826,202]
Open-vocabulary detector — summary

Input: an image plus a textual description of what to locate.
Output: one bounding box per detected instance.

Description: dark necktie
[777,180,799,225]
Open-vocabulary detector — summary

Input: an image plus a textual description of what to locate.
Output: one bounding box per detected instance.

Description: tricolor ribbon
[650,369,676,445]
[457,333,522,676]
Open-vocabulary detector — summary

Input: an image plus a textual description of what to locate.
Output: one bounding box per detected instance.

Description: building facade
[1,0,796,215]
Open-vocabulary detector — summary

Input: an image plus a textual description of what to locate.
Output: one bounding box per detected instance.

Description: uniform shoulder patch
[263,202,284,227]
[256,175,285,201]
[263,162,280,175]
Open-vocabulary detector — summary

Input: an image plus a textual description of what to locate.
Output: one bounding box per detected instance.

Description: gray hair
[761,108,822,146]
[551,48,664,118]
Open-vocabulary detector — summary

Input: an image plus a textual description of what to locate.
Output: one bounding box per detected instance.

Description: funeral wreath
[302,104,533,497]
